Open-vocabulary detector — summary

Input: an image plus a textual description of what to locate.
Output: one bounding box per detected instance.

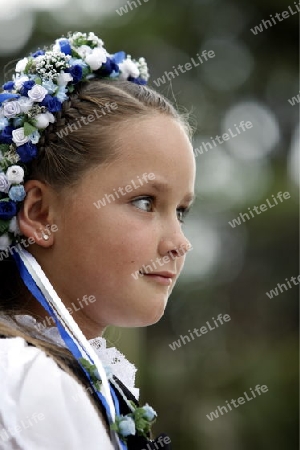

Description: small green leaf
[24,122,37,137]
[35,77,42,85]
[0,219,10,234]
[0,144,10,154]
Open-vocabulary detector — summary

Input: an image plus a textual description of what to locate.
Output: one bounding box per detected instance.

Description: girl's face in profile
[32,115,196,337]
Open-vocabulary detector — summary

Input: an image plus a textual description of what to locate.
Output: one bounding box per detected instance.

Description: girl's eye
[131,196,154,212]
[131,196,191,224]
[177,207,190,224]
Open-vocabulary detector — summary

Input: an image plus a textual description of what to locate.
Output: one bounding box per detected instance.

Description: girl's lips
[139,272,175,286]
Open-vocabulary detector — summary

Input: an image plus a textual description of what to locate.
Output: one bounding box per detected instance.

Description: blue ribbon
[13,251,127,450]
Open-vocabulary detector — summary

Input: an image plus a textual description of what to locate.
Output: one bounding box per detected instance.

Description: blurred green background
[0,0,298,448]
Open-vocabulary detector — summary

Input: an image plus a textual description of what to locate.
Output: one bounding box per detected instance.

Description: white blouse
[0,315,139,450]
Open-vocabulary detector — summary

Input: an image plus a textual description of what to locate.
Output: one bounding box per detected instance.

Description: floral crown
[0,31,149,250]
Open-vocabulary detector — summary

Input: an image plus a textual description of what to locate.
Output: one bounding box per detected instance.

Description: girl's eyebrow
[147,181,196,205]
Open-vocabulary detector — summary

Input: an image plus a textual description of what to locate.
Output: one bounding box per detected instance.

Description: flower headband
[0,32,149,250]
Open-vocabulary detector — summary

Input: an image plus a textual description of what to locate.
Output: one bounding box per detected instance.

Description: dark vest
[0,334,172,450]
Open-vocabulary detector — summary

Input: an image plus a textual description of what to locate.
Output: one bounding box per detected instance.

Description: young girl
[0,32,195,449]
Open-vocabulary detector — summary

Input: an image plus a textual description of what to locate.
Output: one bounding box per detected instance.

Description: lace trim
[0,314,139,399]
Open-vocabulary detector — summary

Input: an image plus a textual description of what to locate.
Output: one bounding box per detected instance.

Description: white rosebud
[28,85,48,103]
[34,112,55,129]
[6,165,24,184]
[0,233,11,251]
[8,216,21,235]
[119,57,140,80]
[14,76,29,91]
[3,101,21,118]
[12,127,29,147]
[18,97,34,114]
[76,45,92,59]
[85,47,107,71]
[0,173,10,193]
[52,43,60,53]
[15,57,28,73]
[57,71,73,86]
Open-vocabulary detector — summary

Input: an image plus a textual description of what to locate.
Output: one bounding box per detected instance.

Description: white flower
[6,165,24,184]
[0,233,11,251]
[119,57,140,80]
[14,75,29,91]
[137,57,150,81]
[85,48,107,71]
[9,216,21,235]
[12,127,29,147]
[3,101,21,118]
[52,43,60,53]
[18,97,34,114]
[76,45,93,59]
[34,112,55,129]
[28,85,48,103]
[0,173,10,193]
[57,71,73,86]
[15,57,28,73]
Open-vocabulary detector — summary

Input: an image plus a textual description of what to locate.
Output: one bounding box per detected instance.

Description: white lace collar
[0,314,139,399]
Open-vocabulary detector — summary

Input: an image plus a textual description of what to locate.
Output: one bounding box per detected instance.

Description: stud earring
[41,231,50,241]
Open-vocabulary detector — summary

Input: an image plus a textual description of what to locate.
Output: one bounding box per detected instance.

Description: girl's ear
[18,180,57,247]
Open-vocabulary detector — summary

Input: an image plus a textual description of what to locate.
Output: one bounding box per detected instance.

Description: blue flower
[69,58,89,69]
[3,81,15,91]
[8,185,26,202]
[0,93,19,106]
[0,200,17,220]
[67,65,83,83]
[55,86,68,103]
[32,49,45,57]
[142,404,157,421]
[58,38,72,55]
[16,142,38,163]
[29,130,40,144]
[128,76,147,85]
[113,51,126,64]
[118,416,136,437]
[40,94,62,112]
[97,57,120,77]
[20,80,35,97]
[42,80,57,94]
[0,126,14,144]
[0,118,8,131]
